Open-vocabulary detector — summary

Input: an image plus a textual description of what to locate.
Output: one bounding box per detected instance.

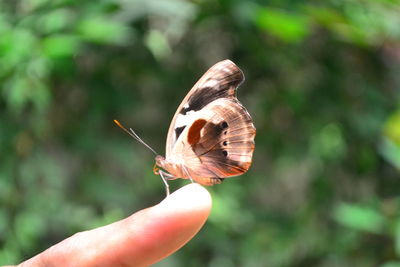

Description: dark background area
[1,0,400,266]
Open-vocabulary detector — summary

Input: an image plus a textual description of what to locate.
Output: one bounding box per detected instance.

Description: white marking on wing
[203,79,218,88]
[222,67,231,73]
[175,112,197,128]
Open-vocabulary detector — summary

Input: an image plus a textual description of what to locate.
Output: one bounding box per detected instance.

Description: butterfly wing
[162,60,255,186]
[165,59,244,158]
[174,98,256,185]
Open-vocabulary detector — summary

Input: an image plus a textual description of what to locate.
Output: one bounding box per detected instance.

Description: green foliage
[1,0,400,266]
[334,203,385,234]
[256,8,310,43]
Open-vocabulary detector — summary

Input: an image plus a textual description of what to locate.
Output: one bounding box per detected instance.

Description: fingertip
[159,183,212,215]
[123,183,212,266]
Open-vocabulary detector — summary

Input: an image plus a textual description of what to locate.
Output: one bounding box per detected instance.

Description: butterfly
[115,60,256,195]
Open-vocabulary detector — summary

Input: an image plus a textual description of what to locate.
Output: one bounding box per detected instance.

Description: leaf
[77,16,131,44]
[334,203,385,234]
[145,30,171,60]
[42,34,80,58]
[380,138,400,170]
[255,7,310,43]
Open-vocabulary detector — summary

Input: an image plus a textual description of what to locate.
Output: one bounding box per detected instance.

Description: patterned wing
[174,98,256,186]
[165,60,244,158]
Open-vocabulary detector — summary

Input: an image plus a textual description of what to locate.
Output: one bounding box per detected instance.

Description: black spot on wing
[179,66,244,115]
[213,121,229,137]
[180,86,222,115]
[191,120,230,155]
[175,126,186,140]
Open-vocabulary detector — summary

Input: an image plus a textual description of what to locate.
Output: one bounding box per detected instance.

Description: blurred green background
[1,0,400,266]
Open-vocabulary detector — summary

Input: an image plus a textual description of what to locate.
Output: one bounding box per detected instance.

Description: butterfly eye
[222,150,228,157]
[222,141,228,146]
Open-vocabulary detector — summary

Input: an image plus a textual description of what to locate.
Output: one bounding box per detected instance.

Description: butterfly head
[154,155,170,175]
[154,155,185,179]
[155,155,165,167]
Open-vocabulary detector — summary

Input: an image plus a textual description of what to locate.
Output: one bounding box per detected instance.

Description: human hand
[13,184,211,267]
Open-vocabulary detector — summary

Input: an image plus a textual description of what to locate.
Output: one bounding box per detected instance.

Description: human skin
[11,184,211,267]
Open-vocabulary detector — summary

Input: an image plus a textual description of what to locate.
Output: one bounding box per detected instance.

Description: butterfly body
[155,60,256,187]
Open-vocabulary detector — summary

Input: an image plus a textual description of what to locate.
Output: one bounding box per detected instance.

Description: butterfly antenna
[114,119,158,155]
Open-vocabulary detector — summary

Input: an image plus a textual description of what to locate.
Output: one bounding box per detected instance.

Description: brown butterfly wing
[182,98,256,185]
[165,60,244,158]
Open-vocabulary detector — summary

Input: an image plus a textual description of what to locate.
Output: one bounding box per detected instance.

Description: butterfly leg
[182,165,195,184]
[159,170,175,196]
